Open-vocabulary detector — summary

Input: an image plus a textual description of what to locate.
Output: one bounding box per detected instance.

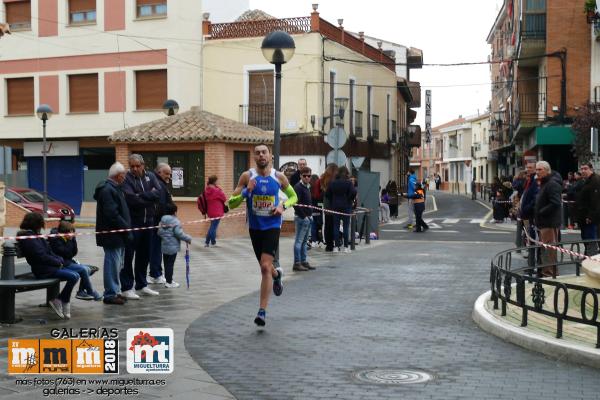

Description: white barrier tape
[5,203,372,241]
[522,227,600,264]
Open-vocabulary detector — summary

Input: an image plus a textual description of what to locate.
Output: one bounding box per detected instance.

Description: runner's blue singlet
[247,168,282,230]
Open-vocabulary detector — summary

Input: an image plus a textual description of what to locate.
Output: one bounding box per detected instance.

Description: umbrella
[185,242,190,289]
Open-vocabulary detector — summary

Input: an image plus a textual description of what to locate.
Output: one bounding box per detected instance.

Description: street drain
[352,369,434,385]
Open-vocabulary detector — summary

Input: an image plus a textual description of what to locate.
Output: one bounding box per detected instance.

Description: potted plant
[585,0,598,21]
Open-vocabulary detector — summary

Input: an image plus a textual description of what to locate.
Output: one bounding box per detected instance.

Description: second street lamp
[162,99,179,116]
[36,104,53,218]
[261,30,295,170]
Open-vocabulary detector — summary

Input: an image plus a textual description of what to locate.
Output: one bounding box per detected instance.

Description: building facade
[201,5,422,189]
[0,0,248,213]
[488,0,590,178]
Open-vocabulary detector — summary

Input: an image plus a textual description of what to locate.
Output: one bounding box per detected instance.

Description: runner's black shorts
[249,228,280,261]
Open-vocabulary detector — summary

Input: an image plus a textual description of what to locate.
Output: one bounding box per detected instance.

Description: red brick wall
[6,200,60,230]
[546,0,591,116]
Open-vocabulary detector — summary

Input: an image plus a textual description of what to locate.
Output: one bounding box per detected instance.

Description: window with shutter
[69,74,99,113]
[135,69,167,110]
[6,77,34,115]
[5,1,31,30]
[68,0,96,24]
[247,70,273,130]
[136,0,167,18]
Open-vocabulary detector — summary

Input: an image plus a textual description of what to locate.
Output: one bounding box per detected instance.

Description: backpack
[197,193,208,215]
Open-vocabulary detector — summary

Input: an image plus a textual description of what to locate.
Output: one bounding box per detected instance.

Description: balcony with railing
[239,104,274,131]
[354,110,363,137]
[371,114,379,140]
[520,0,546,61]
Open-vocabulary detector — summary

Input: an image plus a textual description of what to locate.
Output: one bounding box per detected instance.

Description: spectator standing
[94,162,131,305]
[49,221,102,301]
[534,161,562,277]
[326,166,357,253]
[405,169,417,229]
[411,182,429,232]
[321,163,339,252]
[575,162,600,255]
[17,213,79,319]
[292,167,314,271]
[519,162,538,255]
[157,203,192,288]
[204,175,227,247]
[149,162,173,284]
[566,171,584,229]
[289,158,308,187]
[435,173,442,190]
[386,180,399,218]
[310,174,323,247]
[121,154,161,299]
[379,189,390,223]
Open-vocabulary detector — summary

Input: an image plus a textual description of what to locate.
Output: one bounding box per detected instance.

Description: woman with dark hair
[204,175,227,247]
[309,173,323,247]
[17,213,80,319]
[320,163,339,252]
[326,166,357,253]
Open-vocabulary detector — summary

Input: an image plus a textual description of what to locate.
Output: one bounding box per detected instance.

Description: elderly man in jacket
[149,162,173,284]
[121,154,161,299]
[575,162,600,255]
[534,161,562,277]
[94,162,131,305]
[519,162,538,257]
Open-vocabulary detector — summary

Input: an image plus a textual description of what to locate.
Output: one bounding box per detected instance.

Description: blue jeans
[294,216,312,263]
[333,210,351,248]
[65,263,93,294]
[581,223,599,256]
[311,213,323,243]
[149,229,163,278]
[122,228,151,291]
[205,219,221,245]
[50,268,80,303]
[103,247,124,300]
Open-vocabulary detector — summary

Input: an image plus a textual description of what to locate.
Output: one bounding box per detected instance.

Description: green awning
[535,126,574,145]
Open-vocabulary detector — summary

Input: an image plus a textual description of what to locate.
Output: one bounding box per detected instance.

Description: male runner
[228,144,298,326]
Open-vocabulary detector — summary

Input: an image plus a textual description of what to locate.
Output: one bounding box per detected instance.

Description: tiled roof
[110,107,273,144]
[432,117,467,132]
[235,9,276,22]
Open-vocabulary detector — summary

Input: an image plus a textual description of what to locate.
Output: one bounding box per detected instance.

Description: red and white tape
[522,227,600,264]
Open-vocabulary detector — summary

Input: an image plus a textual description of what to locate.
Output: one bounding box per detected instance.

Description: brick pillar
[115,143,130,168]
[310,7,320,32]
[204,142,228,188]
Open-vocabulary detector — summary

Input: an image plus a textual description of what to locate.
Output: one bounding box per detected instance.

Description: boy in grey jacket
[157,203,192,288]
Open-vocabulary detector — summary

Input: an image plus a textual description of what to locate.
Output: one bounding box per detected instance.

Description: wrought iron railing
[209,17,311,40]
[354,110,363,137]
[517,92,546,124]
[239,104,274,131]
[490,239,600,347]
[522,13,546,39]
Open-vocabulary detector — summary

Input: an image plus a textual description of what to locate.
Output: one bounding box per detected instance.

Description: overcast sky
[249,0,503,128]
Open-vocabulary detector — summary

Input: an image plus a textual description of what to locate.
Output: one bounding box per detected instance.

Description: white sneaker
[140,286,159,296]
[148,276,166,284]
[333,247,340,253]
[49,298,64,319]
[344,247,351,253]
[62,302,71,319]
[121,289,140,300]
[164,281,180,288]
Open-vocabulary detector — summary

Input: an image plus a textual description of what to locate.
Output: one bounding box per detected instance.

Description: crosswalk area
[386,217,488,229]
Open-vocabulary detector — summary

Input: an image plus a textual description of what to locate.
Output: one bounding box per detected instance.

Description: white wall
[203,0,249,23]
[371,158,390,190]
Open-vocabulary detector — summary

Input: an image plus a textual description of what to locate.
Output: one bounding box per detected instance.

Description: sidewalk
[0,229,388,399]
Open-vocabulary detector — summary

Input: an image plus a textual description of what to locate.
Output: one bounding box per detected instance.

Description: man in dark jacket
[534,161,562,276]
[94,162,131,305]
[120,154,160,299]
[292,166,314,271]
[289,158,307,187]
[519,162,538,254]
[149,162,173,283]
[575,162,600,255]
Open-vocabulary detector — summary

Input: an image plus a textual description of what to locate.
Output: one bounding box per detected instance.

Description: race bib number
[252,195,275,216]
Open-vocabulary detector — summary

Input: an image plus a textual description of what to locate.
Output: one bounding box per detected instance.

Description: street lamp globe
[261,31,295,65]
[334,97,349,120]
[162,99,179,116]
[36,104,53,121]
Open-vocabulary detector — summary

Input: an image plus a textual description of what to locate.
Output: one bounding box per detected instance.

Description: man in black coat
[534,161,562,276]
[120,154,160,299]
[149,162,173,283]
[289,158,307,187]
[94,162,131,305]
[575,162,600,255]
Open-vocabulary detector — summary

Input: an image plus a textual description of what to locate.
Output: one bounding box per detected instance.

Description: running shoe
[49,298,64,319]
[254,308,266,326]
[273,267,283,296]
[75,290,94,301]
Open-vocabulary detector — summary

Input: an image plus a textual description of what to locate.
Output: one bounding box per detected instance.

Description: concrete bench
[0,241,97,324]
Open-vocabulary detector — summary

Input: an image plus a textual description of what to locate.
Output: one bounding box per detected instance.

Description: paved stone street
[186,193,600,400]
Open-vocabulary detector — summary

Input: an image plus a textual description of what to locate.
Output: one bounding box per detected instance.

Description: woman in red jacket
[204,175,227,247]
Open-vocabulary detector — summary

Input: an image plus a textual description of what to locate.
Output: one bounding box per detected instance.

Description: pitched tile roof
[110,107,273,144]
[432,117,467,132]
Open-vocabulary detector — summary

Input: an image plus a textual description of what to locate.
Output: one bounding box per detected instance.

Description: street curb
[472,291,600,369]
